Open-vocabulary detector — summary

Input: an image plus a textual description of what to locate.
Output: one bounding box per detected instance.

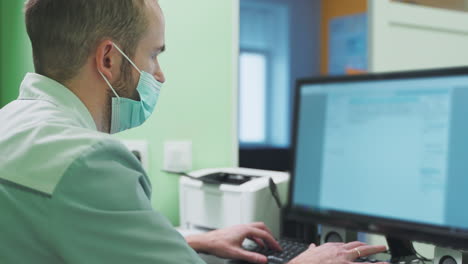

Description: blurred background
[2,0,468,227]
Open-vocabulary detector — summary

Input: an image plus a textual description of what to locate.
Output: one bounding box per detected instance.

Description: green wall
[0,0,238,226]
[116,0,238,225]
[0,0,33,107]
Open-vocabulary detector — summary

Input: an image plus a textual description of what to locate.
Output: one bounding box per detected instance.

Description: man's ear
[95,40,119,81]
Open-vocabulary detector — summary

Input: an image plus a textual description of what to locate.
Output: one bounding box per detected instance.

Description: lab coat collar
[18,73,97,131]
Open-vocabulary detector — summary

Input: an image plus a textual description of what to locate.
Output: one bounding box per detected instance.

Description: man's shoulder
[52,136,152,211]
[0,118,126,196]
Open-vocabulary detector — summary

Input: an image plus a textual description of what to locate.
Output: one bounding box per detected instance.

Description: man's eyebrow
[158,45,166,53]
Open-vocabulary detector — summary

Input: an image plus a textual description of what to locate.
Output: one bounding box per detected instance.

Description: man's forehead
[146,0,163,16]
[145,0,164,26]
[140,0,165,50]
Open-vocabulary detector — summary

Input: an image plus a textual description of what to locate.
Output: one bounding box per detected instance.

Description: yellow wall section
[320,0,367,74]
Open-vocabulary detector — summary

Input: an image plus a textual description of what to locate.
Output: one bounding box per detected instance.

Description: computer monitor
[288,67,468,254]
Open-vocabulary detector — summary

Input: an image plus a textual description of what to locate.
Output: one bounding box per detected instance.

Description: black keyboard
[246,239,309,264]
[245,239,390,264]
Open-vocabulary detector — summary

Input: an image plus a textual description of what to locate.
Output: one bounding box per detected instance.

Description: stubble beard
[103,62,135,134]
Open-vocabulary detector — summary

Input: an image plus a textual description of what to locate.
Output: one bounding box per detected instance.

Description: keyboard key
[245,239,308,264]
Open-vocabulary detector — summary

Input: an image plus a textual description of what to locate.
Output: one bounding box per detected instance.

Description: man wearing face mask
[0,0,387,263]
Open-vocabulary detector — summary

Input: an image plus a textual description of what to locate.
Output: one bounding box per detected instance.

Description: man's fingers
[343,241,367,250]
[250,237,266,248]
[234,248,268,264]
[347,245,387,260]
[354,262,389,264]
[309,243,316,249]
[247,227,282,251]
[251,222,274,237]
[358,245,387,256]
[323,242,345,247]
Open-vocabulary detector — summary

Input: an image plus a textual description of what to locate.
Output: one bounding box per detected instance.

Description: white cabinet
[369,0,468,72]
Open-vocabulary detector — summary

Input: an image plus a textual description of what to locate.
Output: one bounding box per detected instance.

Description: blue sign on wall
[328,13,368,75]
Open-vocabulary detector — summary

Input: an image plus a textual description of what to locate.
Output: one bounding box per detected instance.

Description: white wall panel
[369,0,468,72]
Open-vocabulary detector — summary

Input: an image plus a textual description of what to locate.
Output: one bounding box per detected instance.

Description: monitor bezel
[288,66,468,250]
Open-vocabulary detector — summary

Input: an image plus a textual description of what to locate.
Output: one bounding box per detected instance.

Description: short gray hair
[25,0,150,83]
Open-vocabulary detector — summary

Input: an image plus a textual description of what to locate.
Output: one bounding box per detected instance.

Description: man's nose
[155,70,166,84]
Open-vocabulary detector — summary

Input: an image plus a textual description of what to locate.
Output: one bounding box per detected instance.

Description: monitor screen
[290,68,468,248]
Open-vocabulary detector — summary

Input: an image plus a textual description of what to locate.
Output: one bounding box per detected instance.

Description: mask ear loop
[112,43,143,75]
[98,70,120,100]
[98,70,121,133]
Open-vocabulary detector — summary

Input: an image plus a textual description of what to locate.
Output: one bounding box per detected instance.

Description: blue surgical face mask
[99,43,162,134]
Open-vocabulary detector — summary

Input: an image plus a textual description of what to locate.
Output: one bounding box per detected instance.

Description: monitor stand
[386,236,419,263]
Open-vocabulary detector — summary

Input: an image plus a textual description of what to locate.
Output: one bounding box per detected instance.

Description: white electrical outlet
[163,141,192,173]
[122,140,149,171]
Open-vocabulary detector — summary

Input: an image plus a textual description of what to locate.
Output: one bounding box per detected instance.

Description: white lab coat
[0,73,205,264]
